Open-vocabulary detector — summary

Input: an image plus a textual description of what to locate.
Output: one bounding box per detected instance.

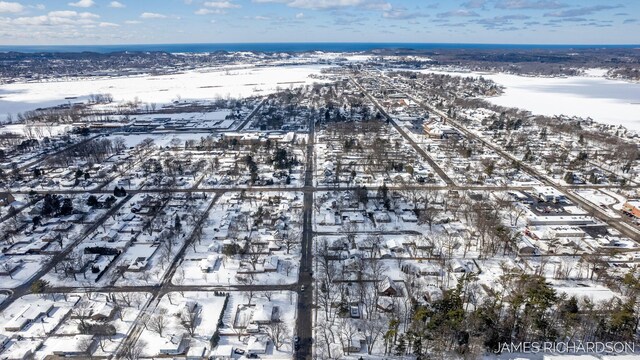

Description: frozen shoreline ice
[0,64,330,122]
[420,69,640,132]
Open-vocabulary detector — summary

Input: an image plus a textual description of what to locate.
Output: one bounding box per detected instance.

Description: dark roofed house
[379,276,400,297]
[0,192,15,207]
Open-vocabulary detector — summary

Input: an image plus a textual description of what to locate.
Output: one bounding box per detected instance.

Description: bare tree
[248,243,265,271]
[121,338,146,360]
[179,305,199,336]
[260,291,273,302]
[174,267,186,295]
[362,317,387,355]
[148,308,168,337]
[239,274,257,305]
[265,321,289,350]
[232,308,250,340]
[283,229,300,255]
[77,336,95,359]
[419,205,439,231]
[72,300,92,331]
[339,318,360,355]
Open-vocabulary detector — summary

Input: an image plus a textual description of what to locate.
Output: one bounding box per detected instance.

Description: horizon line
[1,41,640,47]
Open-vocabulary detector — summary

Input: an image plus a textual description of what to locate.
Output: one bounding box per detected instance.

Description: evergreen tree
[175,214,182,232]
[87,195,98,207]
[59,198,73,216]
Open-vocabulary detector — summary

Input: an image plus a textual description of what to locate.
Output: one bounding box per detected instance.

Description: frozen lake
[421,70,640,132]
[0,64,330,122]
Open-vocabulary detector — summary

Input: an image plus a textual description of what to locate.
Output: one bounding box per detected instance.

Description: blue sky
[0,0,638,45]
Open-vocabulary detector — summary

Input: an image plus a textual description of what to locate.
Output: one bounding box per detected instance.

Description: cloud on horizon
[0,0,636,45]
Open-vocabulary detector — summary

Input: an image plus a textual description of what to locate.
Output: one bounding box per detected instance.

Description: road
[42,283,297,295]
[11,184,576,196]
[238,97,268,131]
[350,77,456,187]
[0,194,133,312]
[10,182,636,198]
[0,134,104,223]
[115,191,222,357]
[2,71,639,360]
[295,116,315,360]
[372,73,640,241]
[15,134,102,171]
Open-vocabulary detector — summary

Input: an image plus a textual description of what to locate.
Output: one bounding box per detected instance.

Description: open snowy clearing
[552,282,619,303]
[572,189,621,219]
[419,69,640,132]
[0,64,330,122]
[107,132,216,148]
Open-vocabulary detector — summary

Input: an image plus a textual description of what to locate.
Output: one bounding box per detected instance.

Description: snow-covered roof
[247,335,269,353]
[251,304,272,323]
[211,344,234,357]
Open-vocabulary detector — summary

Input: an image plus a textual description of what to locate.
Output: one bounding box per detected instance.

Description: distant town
[0,48,639,360]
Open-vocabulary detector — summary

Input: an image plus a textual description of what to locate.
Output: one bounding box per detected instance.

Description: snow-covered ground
[572,189,621,219]
[217,291,297,358]
[0,123,71,138]
[551,281,619,303]
[109,132,217,148]
[0,292,149,360]
[138,292,226,357]
[420,69,640,131]
[0,64,330,122]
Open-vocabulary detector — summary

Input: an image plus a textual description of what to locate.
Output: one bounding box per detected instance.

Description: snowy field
[0,64,330,122]
[0,123,71,137]
[108,132,215,148]
[419,69,640,131]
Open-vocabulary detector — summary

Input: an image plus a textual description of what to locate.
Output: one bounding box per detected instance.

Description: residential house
[4,304,54,332]
[378,277,400,297]
[50,335,96,357]
[0,192,16,207]
[159,333,189,355]
[209,345,234,360]
[186,346,207,360]
[246,336,269,355]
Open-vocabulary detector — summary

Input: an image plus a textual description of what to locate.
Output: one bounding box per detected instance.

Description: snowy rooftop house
[400,211,418,223]
[50,335,96,357]
[4,303,54,332]
[516,237,538,255]
[343,211,365,223]
[199,255,218,273]
[251,304,274,324]
[186,346,207,360]
[247,335,269,355]
[210,344,234,359]
[264,255,279,272]
[379,276,400,296]
[373,212,391,223]
[451,259,471,273]
[527,215,594,226]
[386,239,404,252]
[159,333,189,355]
